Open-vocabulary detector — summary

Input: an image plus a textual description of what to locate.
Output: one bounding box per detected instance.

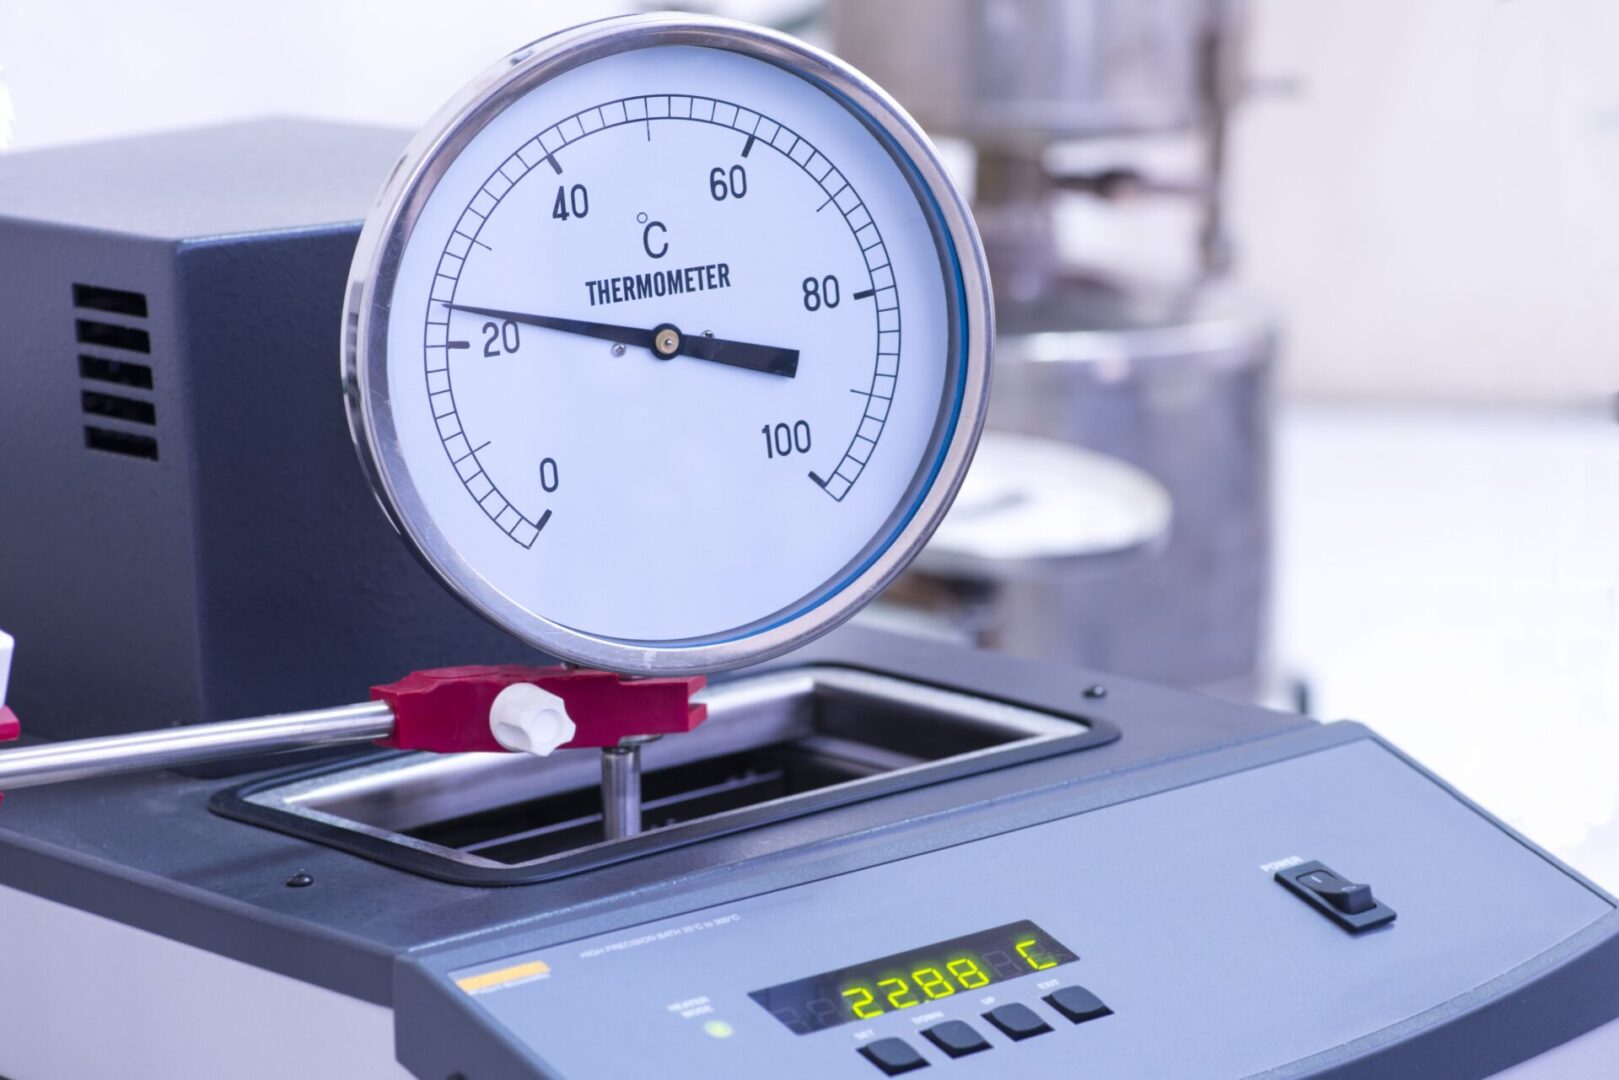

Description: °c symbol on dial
[642,220,668,259]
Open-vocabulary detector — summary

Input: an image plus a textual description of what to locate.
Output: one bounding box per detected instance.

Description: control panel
[415,737,1614,1078]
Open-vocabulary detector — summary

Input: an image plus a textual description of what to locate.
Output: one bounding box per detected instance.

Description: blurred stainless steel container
[988,281,1274,696]
[885,281,1273,697]
[831,0,1273,699]
[828,0,1224,142]
[872,429,1175,650]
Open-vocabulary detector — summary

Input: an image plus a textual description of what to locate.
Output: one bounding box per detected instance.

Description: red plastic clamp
[371,665,706,753]
[0,706,20,806]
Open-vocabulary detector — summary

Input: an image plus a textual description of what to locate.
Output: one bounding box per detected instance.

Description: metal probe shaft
[0,701,395,791]
[600,743,644,840]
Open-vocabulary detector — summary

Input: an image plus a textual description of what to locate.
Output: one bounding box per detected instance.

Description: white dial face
[380,43,958,645]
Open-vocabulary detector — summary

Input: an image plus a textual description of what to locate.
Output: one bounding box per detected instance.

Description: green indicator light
[703,1020,736,1039]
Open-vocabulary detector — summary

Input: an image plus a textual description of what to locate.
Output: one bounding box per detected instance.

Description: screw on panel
[286,871,314,888]
[1083,685,1107,700]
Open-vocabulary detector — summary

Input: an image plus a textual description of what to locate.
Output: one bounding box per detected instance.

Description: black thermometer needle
[450,303,799,378]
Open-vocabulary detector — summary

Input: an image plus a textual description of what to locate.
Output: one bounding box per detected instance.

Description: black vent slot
[79,355,154,389]
[85,427,159,460]
[81,391,155,425]
[74,283,157,461]
[75,319,150,354]
[72,283,149,318]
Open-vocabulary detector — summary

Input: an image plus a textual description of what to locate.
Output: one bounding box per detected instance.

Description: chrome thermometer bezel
[342,13,992,675]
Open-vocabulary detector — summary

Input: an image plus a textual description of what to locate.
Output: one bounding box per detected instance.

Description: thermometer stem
[601,740,647,840]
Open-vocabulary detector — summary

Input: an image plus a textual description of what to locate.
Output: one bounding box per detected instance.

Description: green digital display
[748,920,1078,1035]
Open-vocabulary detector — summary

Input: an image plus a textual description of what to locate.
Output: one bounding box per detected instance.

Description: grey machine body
[1,123,1616,1078]
[0,119,534,742]
[2,627,1618,1078]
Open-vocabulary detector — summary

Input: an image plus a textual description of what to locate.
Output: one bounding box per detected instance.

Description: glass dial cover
[343,15,992,674]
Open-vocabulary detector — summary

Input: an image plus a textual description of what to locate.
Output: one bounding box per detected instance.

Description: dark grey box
[0,119,537,739]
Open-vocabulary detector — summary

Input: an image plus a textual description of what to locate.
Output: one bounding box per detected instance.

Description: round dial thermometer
[344,14,991,674]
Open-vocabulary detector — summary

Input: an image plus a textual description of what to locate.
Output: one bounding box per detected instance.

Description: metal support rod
[1196,0,1242,277]
[600,744,642,840]
[0,701,395,791]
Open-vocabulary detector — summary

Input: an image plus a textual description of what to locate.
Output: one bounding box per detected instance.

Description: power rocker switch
[1276,860,1396,932]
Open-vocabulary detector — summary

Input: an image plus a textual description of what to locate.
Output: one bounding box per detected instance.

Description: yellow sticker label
[455,960,551,993]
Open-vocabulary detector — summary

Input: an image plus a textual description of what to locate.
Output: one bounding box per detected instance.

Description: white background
[4,0,1617,406]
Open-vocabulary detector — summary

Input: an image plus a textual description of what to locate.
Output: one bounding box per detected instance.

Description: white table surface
[1277,404,1619,889]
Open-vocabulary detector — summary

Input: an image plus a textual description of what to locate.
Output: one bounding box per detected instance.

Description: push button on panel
[982,1002,1052,1041]
[1276,859,1396,932]
[1044,985,1112,1024]
[922,1020,991,1058]
[859,1036,929,1075]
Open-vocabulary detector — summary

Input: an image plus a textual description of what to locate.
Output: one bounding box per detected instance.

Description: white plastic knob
[488,682,576,757]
